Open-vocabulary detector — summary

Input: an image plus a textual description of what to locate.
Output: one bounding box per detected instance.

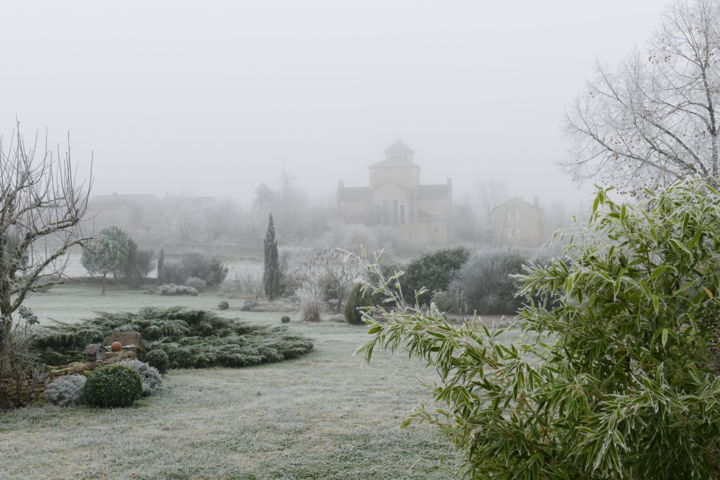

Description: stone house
[337,140,452,245]
[491,196,545,247]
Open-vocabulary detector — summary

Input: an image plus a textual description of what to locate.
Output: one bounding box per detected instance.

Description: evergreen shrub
[84,364,142,408]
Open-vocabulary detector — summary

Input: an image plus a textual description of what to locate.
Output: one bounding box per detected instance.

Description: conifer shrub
[84,364,142,408]
[33,307,314,369]
[144,349,170,374]
[344,284,374,325]
[361,182,720,480]
[44,374,86,407]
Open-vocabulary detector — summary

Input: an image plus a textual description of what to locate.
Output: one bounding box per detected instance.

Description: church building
[337,140,452,245]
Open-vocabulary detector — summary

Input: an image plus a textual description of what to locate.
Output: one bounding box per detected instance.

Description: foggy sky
[1,0,669,206]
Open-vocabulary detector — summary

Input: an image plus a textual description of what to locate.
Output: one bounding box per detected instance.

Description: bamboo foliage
[361,181,720,479]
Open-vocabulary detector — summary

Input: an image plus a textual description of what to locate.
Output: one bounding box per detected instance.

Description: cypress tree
[263,214,281,300]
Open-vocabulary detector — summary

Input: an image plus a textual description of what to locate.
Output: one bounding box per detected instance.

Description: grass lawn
[0,284,519,479]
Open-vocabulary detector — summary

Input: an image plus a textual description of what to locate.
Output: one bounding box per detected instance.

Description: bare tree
[468,179,508,231]
[0,124,92,348]
[564,0,720,194]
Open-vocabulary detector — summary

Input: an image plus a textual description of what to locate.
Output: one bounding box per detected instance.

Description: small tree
[81,226,135,295]
[0,124,91,357]
[362,182,720,479]
[263,214,281,300]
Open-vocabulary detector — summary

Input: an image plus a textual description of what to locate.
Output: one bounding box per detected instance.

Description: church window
[509,210,519,221]
[383,200,389,225]
[400,204,406,224]
[508,228,519,239]
[433,225,440,234]
[393,199,399,224]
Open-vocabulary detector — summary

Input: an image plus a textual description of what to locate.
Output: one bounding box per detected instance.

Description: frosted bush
[184,276,207,292]
[45,374,86,406]
[118,360,166,396]
[159,284,198,296]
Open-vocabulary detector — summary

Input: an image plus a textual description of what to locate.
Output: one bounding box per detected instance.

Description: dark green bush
[344,284,374,325]
[144,349,170,374]
[281,316,290,323]
[84,364,142,408]
[401,247,469,305]
[447,252,526,315]
[217,301,229,311]
[33,307,314,369]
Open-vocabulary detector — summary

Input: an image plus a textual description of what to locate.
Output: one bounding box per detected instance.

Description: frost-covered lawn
[0,285,491,479]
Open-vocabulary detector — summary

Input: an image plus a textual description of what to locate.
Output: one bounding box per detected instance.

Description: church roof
[370,139,419,169]
[418,184,451,199]
[384,139,415,155]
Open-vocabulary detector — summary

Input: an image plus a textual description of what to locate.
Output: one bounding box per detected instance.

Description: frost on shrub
[118,360,166,396]
[430,290,452,314]
[84,364,142,408]
[144,349,170,373]
[299,294,322,322]
[184,276,207,292]
[45,374,86,406]
[447,252,526,315]
[159,284,198,296]
[344,283,373,325]
[362,182,720,480]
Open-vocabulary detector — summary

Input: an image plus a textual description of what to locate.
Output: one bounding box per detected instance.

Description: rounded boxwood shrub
[281,315,290,323]
[144,349,170,374]
[84,364,142,408]
[345,284,374,325]
[217,301,229,311]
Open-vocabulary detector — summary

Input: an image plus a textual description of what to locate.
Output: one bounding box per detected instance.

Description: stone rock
[104,331,144,350]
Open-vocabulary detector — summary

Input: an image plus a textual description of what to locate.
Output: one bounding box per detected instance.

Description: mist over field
[5,1,718,479]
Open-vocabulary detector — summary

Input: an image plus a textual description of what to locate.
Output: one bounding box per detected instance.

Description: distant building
[491,196,545,247]
[337,140,452,245]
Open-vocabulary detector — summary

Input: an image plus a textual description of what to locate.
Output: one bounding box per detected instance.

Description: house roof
[492,197,541,212]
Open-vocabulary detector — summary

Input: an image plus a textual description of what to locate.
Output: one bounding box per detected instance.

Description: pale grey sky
[0,0,669,205]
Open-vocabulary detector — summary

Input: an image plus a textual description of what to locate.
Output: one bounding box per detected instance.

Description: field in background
[0,284,517,479]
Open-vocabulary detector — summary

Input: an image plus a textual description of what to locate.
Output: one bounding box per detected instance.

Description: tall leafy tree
[81,226,136,295]
[262,214,281,300]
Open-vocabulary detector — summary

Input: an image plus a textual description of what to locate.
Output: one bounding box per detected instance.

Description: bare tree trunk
[101,273,107,296]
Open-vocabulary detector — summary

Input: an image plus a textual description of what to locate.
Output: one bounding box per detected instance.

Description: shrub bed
[33,307,314,369]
